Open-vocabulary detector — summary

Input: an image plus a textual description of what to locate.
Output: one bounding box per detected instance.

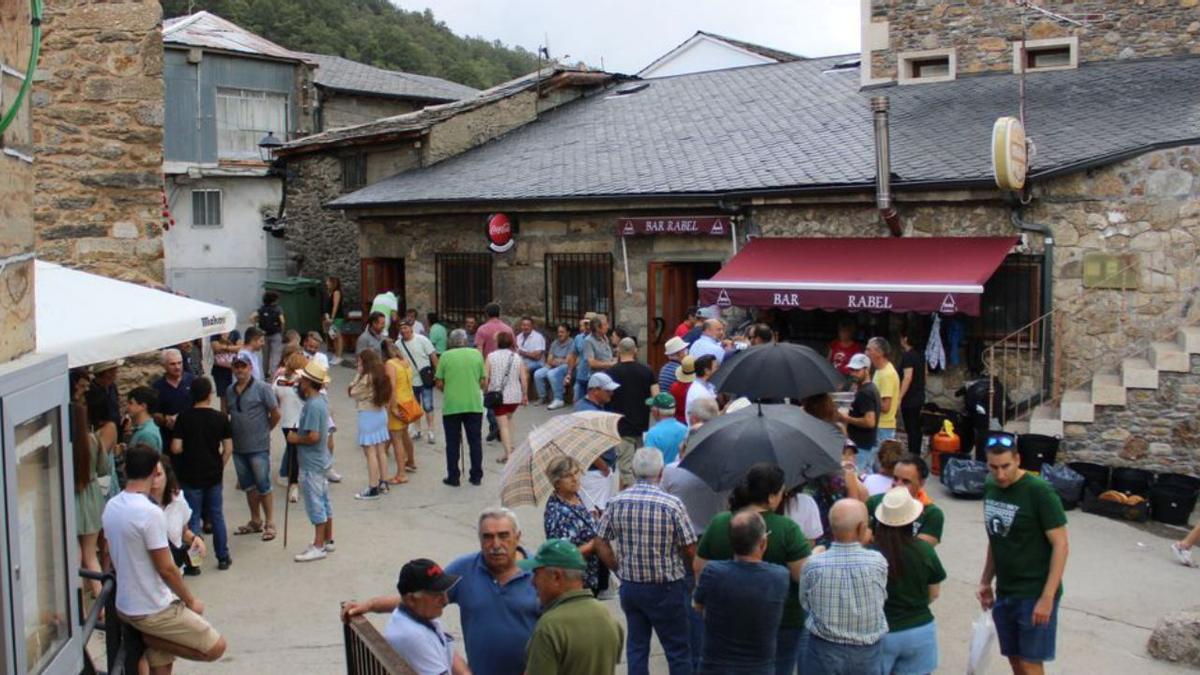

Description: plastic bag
[967,610,997,674]
[1041,463,1085,506]
[944,457,988,498]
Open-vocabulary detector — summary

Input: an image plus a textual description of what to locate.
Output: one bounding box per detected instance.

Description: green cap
[517,539,587,572]
[645,392,677,410]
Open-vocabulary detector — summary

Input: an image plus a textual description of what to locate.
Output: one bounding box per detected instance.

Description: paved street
[168,366,1196,674]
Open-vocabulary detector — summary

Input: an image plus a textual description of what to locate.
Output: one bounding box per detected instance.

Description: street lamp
[257,131,282,163]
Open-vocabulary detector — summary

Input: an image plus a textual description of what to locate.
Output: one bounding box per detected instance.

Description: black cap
[396,559,460,595]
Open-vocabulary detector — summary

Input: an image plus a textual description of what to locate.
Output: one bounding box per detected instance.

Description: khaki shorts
[618,437,639,489]
[121,600,222,667]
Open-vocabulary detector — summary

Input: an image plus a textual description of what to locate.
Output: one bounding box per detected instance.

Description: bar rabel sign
[617,216,730,236]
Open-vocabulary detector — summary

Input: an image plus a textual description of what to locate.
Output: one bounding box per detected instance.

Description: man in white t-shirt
[400,321,440,444]
[381,558,468,675]
[302,331,330,371]
[103,445,225,672]
[405,308,427,336]
[515,317,547,401]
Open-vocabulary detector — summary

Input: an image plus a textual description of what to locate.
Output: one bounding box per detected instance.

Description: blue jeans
[802,634,882,675]
[412,386,434,412]
[993,596,1058,663]
[619,579,693,675]
[182,484,229,562]
[534,363,568,401]
[443,412,483,483]
[233,451,272,494]
[880,620,938,674]
[775,625,806,675]
[685,571,703,672]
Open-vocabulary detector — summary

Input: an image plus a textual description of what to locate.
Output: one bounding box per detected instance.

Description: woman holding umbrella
[542,456,604,595]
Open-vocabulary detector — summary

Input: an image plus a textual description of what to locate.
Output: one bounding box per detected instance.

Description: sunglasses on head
[986,433,1016,448]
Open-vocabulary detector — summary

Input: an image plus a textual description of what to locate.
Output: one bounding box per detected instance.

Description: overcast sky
[394,0,861,74]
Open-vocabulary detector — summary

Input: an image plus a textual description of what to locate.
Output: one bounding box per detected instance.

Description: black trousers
[901,405,924,456]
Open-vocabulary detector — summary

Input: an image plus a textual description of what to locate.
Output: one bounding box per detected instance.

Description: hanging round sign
[991,116,1027,191]
[485,213,515,253]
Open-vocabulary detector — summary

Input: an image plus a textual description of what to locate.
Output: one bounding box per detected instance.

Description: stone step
[1029,404,1063,437]
[1060,389,1095,423]
[1003,420,1030,435]
[1122,357,1159,389]
[1091,373,1127,406]
[1151,341,1191,372]
[1180,326,1200,354]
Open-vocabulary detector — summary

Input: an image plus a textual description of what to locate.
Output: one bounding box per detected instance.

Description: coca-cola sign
[486,213,515,253]
[617,216,730,236]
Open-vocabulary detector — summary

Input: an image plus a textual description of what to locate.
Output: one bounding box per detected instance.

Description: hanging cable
[0,0,44,137]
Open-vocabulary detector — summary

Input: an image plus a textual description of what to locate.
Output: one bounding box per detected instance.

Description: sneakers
[486,429,500,442]
[547,399,565,410]
[294,545,327,563]
[323,540,336,553]
[325,468,343,483]
[412,430,422,441]
[217,558,232,571]
[183,564,202,577]
[1171,542,1195,567]
[355,487,382,500]
[426,432,436,445]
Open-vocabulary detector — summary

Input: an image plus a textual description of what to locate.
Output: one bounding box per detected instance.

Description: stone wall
[285,154,362,306]
[865,0,1200,83]
[320,91,420,131]
[33,0,165,285]
[0,0,36,362]
[1065,355,1200,475]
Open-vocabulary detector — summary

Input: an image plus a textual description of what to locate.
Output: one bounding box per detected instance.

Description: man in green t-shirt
[977,434,1069,675]
[865,456,945,546]
[126,386,162,453]
[434,329,485,487]
[521,539,624,675]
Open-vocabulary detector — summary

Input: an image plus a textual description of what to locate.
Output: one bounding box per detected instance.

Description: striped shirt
[799,542,888,645]
[599,482,697,583]
[657,360,680,392]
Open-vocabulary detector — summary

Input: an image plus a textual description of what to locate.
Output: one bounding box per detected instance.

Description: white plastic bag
[967,610,997,675]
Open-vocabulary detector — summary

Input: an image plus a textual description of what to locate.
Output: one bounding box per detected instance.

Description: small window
[191,189,222,227]
[436,253,493,326]
[342,154,367,192]
[898,49,956,84]
[976,254,1042,341]
[216,87,288,160]
[545,253,613,327]
[1012,37,1078,73]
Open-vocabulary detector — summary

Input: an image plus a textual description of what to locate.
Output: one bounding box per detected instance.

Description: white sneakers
[294,545,327,563]
[325,468,342,483]
[1171,542,1195,567]
[426,432,436,445]
[547,400,565,410]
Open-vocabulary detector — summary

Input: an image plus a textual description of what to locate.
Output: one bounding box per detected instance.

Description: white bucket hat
[874,486,924,527]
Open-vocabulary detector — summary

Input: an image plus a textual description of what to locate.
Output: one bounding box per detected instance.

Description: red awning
[697,236,1019,315]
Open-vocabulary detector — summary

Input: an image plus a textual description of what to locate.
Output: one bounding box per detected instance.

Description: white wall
[164,175,282,324]
[640,37,776,78]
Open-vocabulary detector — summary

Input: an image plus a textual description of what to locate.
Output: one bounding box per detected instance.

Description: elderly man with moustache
[343,507,540,675]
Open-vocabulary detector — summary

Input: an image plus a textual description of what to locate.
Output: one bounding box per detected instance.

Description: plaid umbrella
[499,411,623,508]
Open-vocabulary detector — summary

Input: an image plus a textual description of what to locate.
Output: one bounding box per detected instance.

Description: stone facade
[864,0,1200,84]
[319,91,421,131]
[0,0,36,362]
[33,0,165,285]
[286,154,371,308]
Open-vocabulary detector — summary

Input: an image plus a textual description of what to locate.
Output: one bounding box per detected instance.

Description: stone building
[1,0,37,361]
[32,0,166,285]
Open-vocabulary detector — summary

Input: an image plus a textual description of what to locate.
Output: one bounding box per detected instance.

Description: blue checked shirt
[599,482,697,583]
[799,542,888,645]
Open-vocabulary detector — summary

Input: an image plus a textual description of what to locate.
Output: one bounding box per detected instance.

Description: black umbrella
[708,342,844,401]
[680,403,845,492]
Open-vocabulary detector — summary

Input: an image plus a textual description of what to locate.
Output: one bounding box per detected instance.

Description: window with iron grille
[190,189,222,227]
[545,253,613,327]
[342,154,367,192]
[976,254,1042,341]
[436,253,493,326]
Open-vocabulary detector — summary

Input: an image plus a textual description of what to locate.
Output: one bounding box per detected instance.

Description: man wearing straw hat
[658,336,689,392]
[288,360,334,563]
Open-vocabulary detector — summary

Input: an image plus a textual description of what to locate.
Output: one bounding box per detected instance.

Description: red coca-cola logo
[486,213,515,253]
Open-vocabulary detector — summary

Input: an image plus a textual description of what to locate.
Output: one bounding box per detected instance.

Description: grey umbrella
[679,403,845,492]
[708,342,844,401]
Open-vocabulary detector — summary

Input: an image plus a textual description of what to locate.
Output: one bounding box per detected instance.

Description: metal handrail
[343,613,416,675]
[79,569,137,675]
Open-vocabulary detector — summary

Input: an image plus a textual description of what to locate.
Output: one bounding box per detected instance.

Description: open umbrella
[499,411,623,508]
[680,403,844,491]
[708,342,844,401]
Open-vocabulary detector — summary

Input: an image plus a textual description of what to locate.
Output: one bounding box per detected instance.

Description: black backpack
[257,304,282,335]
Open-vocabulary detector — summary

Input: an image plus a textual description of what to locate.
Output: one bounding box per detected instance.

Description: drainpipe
[1011,209,1054,399]
[871,96,902,237]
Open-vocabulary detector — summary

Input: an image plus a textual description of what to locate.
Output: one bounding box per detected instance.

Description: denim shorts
[993,596,1058,663]
[232,451,272,494]
[880,620,938,674]
[412,385,434,412]
[299,470,332,525]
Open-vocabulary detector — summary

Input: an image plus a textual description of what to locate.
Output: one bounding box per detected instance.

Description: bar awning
[697,236,1018,315]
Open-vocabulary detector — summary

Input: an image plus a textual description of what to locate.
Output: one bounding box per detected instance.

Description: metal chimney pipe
[871,95,902,236]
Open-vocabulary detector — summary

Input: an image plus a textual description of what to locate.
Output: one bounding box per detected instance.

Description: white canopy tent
[35,260,237,368]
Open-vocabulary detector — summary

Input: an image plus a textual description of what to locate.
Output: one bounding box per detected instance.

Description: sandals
[234,521,263,536]
[261,523,277,542]
[387,474,409,485]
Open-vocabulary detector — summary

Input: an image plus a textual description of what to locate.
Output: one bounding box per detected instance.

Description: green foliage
[162,0,540,89]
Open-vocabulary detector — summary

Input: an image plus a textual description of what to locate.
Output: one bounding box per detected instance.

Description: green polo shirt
[434,347,485,416]
[129,418,162,453]
[866,493,945,543]
[525,589,624,675]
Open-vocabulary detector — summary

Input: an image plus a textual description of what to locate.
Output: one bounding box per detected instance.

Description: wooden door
[647,262,700,372]
[359,258,405,316]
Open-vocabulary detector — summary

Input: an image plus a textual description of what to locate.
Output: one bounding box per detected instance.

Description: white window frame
[191,189,222,227]
[897,48,956,85]
[215,87,289,160]
[1011,36,1078,74]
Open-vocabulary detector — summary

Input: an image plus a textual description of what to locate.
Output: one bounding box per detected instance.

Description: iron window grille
[545,253,613,327]
[436,253,493,326]
[976,254,1043,341]
[341,154,367,192]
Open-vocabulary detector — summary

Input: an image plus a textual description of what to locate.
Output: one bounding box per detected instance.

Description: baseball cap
[587,372,620,391]
[847,353,871,370]
[663,336,687,356]
[396,559,461,595]
[517,539,588,572]
[697,306,719,319]
[645,392,677,410]
[676,355,697,383]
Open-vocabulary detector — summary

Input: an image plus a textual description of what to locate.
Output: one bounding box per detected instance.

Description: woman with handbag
[382,339,421,484]
[348,349,394,500]
[484,331,528,464]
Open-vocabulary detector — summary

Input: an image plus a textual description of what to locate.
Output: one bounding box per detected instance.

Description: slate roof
[163,11,304,62]
[330,55,1200,209]
[300,53,478,103]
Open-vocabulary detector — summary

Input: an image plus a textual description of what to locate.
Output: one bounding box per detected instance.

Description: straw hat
[874,486,924,527]
[676,355,697,383]
[299,360,331,385]
[663,336,688,356]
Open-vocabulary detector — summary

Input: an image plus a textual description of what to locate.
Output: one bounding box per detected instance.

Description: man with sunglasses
[977,432,1069,675]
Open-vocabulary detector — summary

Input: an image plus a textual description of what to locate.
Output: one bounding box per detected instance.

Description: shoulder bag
[401,338,436,388]
[484,352,514,409]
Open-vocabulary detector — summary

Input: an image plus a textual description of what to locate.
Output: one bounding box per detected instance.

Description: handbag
[401,339,436,388]
[484,352,514,409]
[396,397,424,424]
[214,349,234,368]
